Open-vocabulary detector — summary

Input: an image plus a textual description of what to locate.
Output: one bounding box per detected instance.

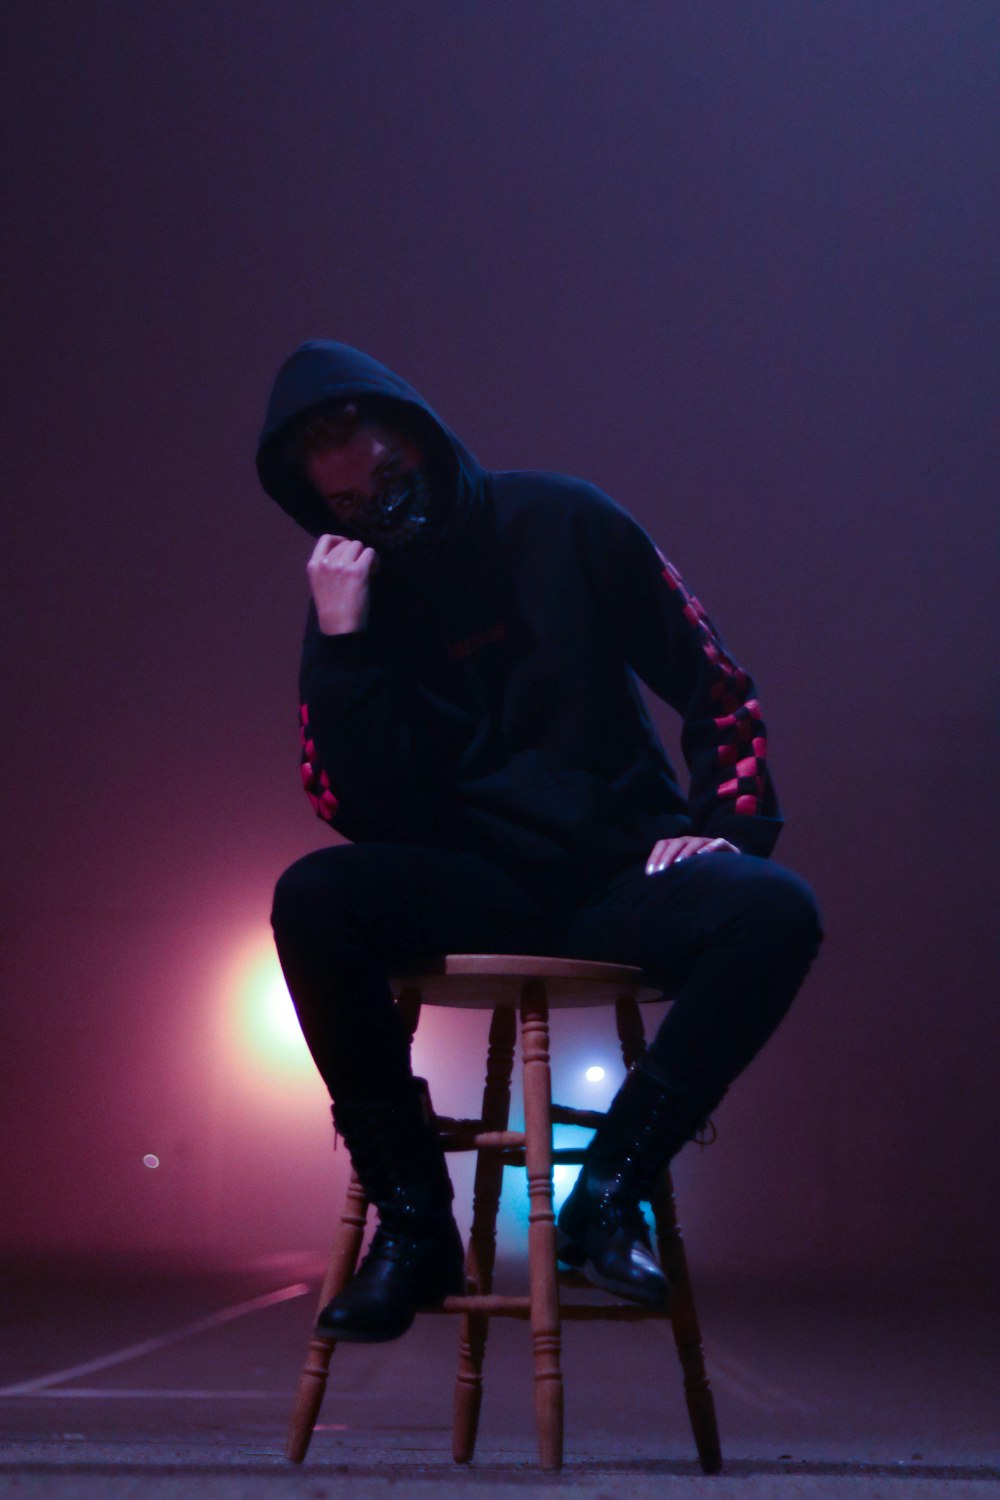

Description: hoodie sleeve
[577,490,784,858]
[296,603,446,843]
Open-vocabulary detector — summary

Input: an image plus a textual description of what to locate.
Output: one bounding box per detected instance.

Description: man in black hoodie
[257,341,824,1343]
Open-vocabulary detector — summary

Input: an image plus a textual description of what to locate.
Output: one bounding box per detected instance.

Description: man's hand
[308,534,380,636]
[645,835,740,875]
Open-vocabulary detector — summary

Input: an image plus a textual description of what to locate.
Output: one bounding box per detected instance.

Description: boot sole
[315,1273,467,1344]
[557,1229,669,1307]
[315,1321,414,1344]
[578,1259,671,1308]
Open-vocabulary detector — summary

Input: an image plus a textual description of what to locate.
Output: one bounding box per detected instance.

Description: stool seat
[285,953,722,1474]
[389,953,664,1007]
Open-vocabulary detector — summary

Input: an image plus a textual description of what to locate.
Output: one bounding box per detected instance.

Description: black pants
[270,843,824,1114]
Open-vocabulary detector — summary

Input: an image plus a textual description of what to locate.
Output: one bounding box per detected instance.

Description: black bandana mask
[345,464,442,566]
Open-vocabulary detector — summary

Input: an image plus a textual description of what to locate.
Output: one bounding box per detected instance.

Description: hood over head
[255,341,484,555]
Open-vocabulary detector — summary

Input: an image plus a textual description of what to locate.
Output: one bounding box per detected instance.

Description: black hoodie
[256,341,783,906]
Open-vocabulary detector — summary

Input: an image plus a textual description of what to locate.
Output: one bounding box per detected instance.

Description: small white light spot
[585,1066,605,1083]
[142,1154,160,1169]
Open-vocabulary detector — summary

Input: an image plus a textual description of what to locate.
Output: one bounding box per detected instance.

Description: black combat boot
[556,1061,720,1306]
[316,1077,466,1343]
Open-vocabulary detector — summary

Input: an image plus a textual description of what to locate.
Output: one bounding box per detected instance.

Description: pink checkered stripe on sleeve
[657,552,768,817]
[298,703,340,824]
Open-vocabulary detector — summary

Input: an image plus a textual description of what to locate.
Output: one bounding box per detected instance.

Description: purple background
[3,2,998,1282]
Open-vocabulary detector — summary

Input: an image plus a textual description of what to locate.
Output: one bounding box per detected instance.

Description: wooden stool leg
[651,1168,722,1474]
[286,984,423,1465]
[520,979,563,1472]
[616,991,722,1474]
[285,1170,369,1462]
[452,1004,517,1463]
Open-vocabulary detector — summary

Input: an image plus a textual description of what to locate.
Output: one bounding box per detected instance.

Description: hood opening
[255,341,483,544]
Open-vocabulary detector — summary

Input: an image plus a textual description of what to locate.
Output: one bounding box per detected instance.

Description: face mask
[348,464,441,562]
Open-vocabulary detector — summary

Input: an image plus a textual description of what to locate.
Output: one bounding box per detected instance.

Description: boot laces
[620,1093,718,1193]
[331,1102,414,1197]
[592,1188,653,1245]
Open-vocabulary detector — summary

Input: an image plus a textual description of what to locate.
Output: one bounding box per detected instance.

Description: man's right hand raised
[307,534,380,636]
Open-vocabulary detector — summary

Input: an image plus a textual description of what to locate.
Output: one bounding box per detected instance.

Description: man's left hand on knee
[645,836,740,875]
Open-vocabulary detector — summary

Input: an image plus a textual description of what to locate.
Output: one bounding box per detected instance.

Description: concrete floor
[0,1251,998,1498]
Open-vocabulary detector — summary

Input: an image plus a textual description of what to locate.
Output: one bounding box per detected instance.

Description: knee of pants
[727,859,825,956]
[270,846,356,945]
[755,864,827,954]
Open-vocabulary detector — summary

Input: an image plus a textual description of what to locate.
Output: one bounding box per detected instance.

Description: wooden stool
[286,955,722,1473]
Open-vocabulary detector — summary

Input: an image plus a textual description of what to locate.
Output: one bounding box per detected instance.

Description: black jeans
[270,842,824,1114]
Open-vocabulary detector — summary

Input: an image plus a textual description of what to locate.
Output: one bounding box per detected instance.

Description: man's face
[304,419,442,568]
[305,421,424,527]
